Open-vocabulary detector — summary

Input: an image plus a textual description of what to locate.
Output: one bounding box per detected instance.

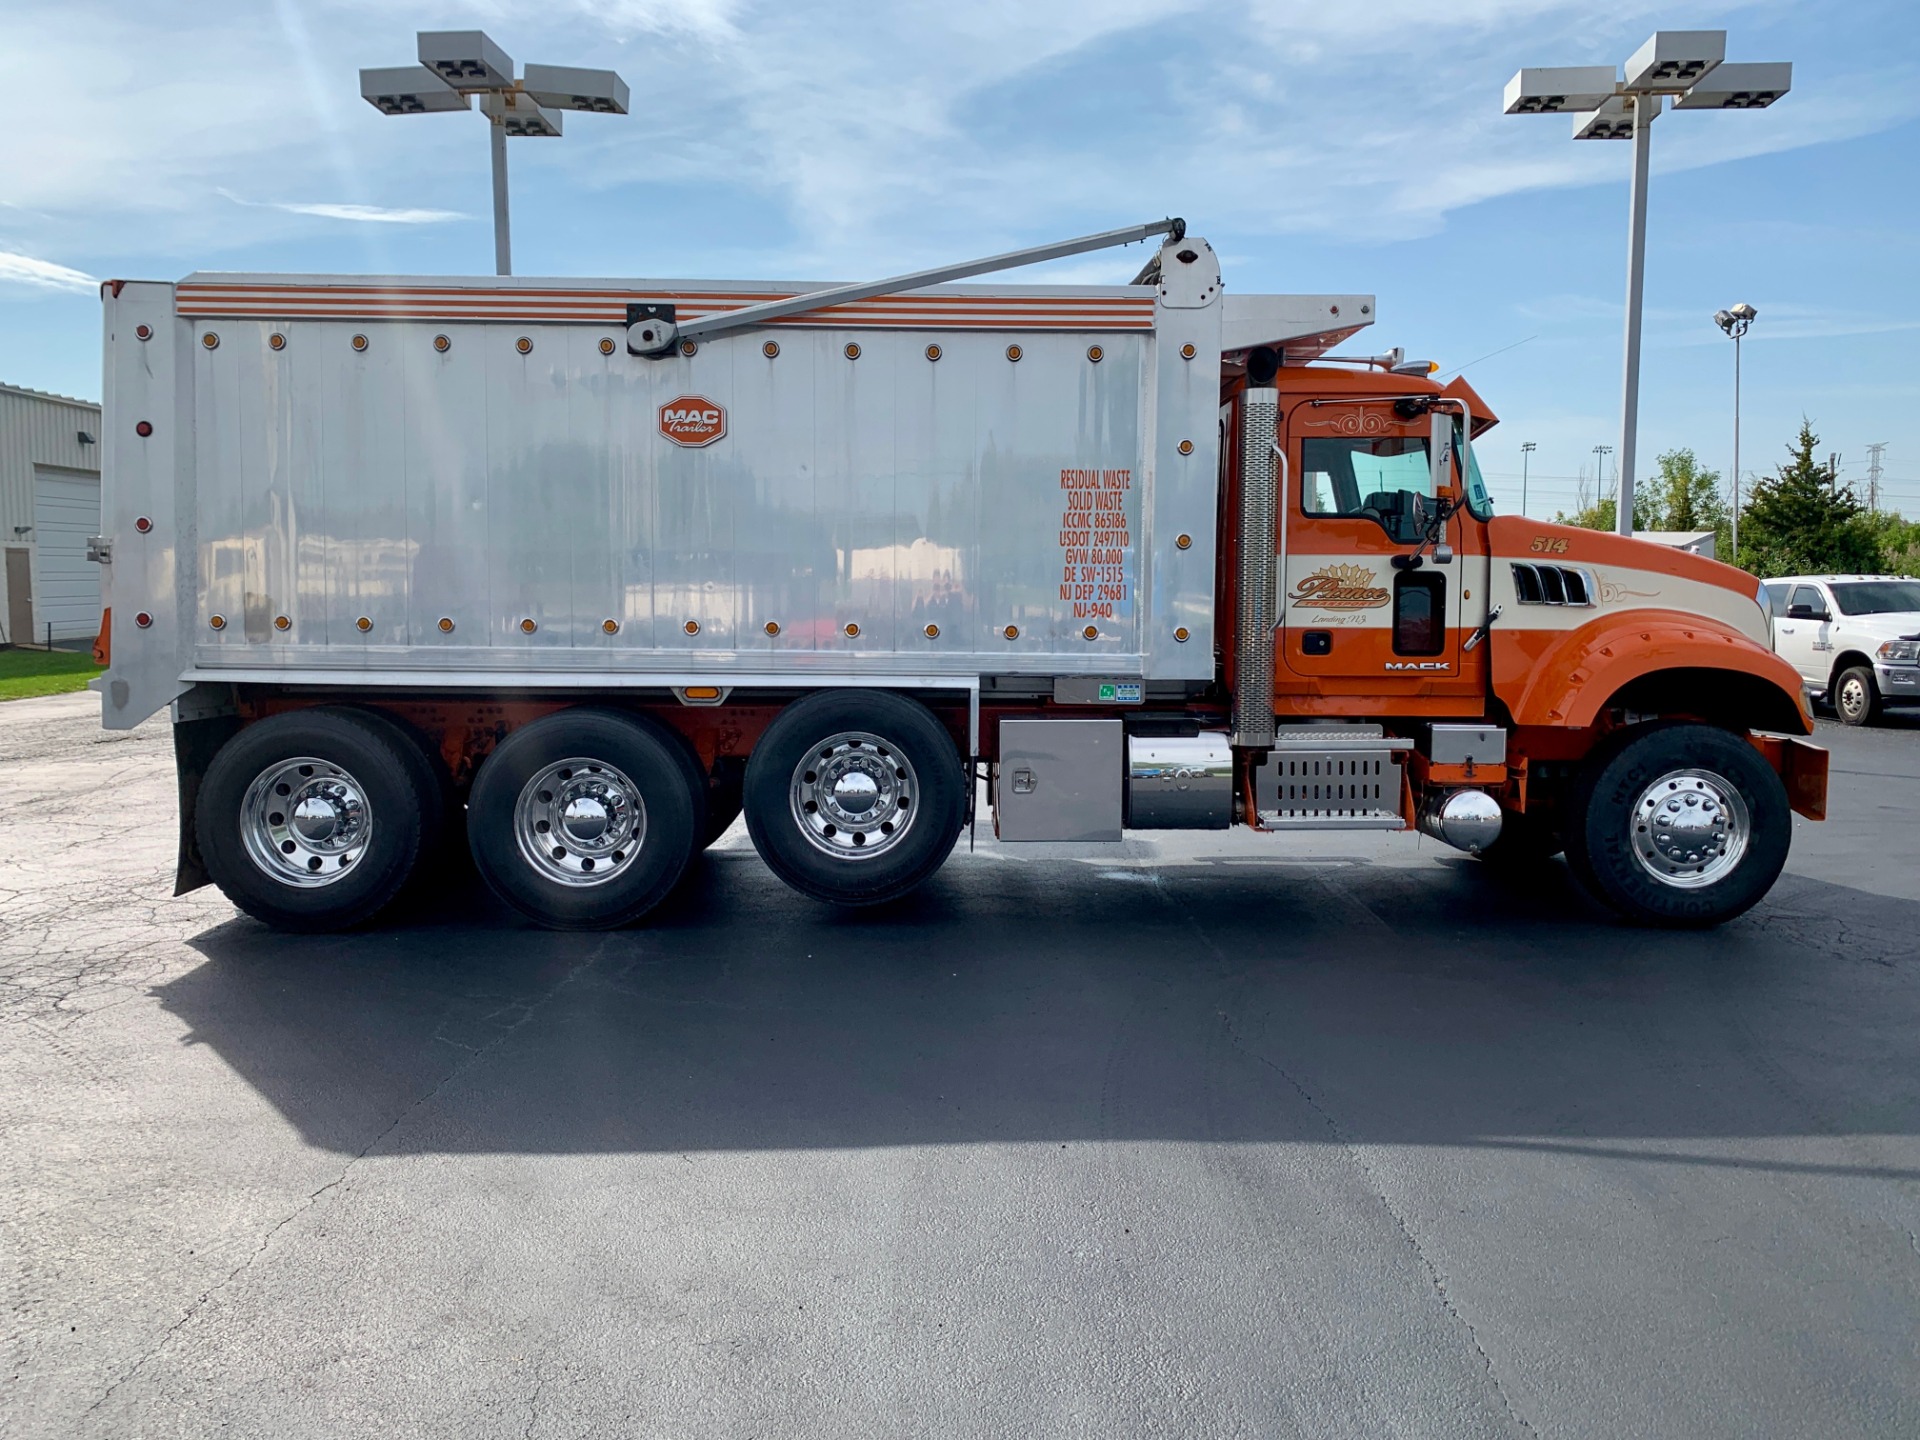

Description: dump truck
[90,218,1828,932]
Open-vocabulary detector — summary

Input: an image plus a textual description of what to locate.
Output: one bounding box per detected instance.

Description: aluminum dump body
[96,238,1369,727]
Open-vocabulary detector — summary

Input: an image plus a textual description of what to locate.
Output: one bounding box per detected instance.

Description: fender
[1493,609,1813,734]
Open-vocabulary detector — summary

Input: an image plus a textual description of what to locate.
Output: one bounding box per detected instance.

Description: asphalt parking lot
[3,694,1917,1438]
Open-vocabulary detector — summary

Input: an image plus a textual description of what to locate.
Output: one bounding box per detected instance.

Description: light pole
[1506,35,1791,537]
[362,32,628,275]
[1714,303,1756,563]
[1520,441,1536,517]
[1593,444,1612,520]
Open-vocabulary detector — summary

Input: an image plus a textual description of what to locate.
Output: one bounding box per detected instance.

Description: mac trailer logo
[659,396,727,448]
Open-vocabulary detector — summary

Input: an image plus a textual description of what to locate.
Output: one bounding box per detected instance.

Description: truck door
[1275,402,1481,690]
[1774,583,1832,685]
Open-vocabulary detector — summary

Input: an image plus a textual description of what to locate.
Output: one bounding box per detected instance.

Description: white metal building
[0,382,104,646]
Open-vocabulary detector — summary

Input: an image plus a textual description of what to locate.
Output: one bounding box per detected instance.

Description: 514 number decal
[1529,536,1570,554]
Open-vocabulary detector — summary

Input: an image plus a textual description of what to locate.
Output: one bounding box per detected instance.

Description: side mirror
[1429,412,1453,496]
[1785,603,1828,621]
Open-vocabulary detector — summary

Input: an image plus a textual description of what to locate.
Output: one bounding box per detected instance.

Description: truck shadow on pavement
[161,848,1920,1172]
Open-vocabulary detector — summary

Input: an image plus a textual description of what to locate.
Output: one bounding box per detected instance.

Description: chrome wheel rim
[513,757,647,887]
[1628,768,1751,890]
[241,756,371,888]
[789,731,918,861]
[1838,675,1868,720]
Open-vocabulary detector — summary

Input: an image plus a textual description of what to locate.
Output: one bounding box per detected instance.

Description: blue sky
[4,0,1917,519]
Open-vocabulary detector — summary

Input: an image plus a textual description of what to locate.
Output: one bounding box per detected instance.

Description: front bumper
[1875,662,1920,702]
[1750,734,1829,821]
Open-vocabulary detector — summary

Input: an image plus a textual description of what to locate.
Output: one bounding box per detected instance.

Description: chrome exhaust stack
[1231,387,1280,749]
[1418,789,1504,853]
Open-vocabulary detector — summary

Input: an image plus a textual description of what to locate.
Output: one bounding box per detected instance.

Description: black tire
[466,708,703,930]
[743,689,965,905]
[1834,665,1881,727]
[1474,806,1563,868]
[197,708,433,932]
[1563,721,1790,927]
[345,706,448,869]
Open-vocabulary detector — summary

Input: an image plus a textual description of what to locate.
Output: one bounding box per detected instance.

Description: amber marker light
[844,342,861,360]
[602,619,620,634]
[683,685,721,701]
[208,615,226,631]
[925,344,942,362]
[844,622,861,638]
[1176,533,1192,550]
[598,337,616,356]
[1087,345,1105,363]
[1174,626,1191,642]
[1004,624,1020,640]
[269,333,287,351]
[763,340,780,359]
[356,616,373,632]
[351,334,369,352]
[201,332,219,350]
[679,339,698,356]
[1006,344,1023,362]
[1181,343,1196,360]
[1178,439,1194,455]
[520,618,537,633]
[683,620,700,636]
[1083,625,1099,640]
[434,334,451,353]
[437,617,455,633]
[273,615,291,631]
[515,336,533,355]
[764,620,781,637]
[924,623,940,639]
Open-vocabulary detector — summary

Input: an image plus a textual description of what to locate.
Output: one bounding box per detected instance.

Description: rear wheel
[197,708,433,931]
[467,709,704,930]
[1834,665,1881,727]
[743,690,965,905]
[1563,721,1790,927]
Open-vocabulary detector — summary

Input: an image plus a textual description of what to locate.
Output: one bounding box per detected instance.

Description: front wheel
[1563,722,1791,927]
[1834,666,1881,727]
[743,690,966,905]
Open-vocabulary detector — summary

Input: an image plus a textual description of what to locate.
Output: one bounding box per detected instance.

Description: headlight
[1878,640,1920,664]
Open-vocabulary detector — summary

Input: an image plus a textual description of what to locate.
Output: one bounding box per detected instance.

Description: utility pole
[1866,442,1887,513]
[1594,444,1614,523]
[1521,441,1537,517]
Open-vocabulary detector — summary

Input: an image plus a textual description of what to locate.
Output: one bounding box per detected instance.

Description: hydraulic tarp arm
[627,217,1185,356]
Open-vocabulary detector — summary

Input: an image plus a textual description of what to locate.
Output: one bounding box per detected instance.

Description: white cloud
[0,251,96,293]
[217,189,467,225]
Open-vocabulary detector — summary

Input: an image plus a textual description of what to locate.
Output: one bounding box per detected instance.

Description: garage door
[33,468,102,643]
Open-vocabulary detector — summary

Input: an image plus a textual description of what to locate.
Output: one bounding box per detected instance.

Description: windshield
[1830,581,1920,616]
[1459,421,1495,522]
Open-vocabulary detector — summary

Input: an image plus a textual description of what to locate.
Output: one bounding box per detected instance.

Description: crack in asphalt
[76,944,609,1427]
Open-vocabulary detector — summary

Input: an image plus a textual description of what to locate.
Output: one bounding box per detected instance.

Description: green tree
[1738,419,1880,575]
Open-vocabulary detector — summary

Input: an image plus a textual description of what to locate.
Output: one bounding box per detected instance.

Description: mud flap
[1750,733,1828,822]
[173,712,241,895]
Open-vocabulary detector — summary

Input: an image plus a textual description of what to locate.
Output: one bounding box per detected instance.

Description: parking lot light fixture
[1505,33,1792,537]
[1716,304,1757,561]
[360,31,628,276]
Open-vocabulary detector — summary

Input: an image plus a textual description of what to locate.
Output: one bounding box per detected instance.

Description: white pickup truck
[1764,575,1920,725]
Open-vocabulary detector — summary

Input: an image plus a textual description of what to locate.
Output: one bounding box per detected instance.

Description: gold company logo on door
[658,396,727,448]
[1288,563,1391,611]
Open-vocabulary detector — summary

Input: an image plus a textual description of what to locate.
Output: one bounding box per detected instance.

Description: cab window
[1762,583,1789,618]
[1301,437,1431,517]
[1787,585,1827,616]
